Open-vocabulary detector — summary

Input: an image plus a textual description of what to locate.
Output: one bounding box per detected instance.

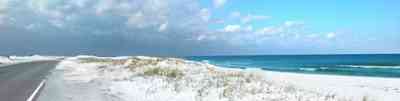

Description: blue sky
[0,0,399,56]
[203,0,399,26]
[203,0,400,37]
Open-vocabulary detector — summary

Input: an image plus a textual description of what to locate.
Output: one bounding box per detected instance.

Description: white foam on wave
[200,60,210,63]
[1,55,65,64]
[9,55,64,61]
[299,68,318,71]
[319,67,329,70]
[341,65,400,69]
[0,56,14,64]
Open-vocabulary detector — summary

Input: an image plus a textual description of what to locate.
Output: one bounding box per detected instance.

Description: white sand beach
[26,55,397,101]
[263,70,400,101]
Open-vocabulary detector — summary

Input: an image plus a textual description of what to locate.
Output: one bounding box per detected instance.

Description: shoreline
[200,60,400,79]
[194,60,400,101]
[263,69,400,79]
[259,69,400,101]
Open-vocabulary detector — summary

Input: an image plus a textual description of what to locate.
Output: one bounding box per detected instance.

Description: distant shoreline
[186,53,400,57]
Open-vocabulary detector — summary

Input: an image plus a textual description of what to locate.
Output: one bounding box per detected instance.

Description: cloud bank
[213,0,227,8]
[0,0,396,56]
[1,0,220,56]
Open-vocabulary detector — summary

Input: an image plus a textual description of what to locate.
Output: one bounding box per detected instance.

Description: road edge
[26,80,46,101]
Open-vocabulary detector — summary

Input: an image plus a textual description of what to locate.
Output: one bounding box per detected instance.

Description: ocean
[186,54,400,78]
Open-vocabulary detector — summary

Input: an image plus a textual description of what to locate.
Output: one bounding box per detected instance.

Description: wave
[299,68,318,71]
[298,67,331,72]
[340,65,400,69]
[201,60,210,63]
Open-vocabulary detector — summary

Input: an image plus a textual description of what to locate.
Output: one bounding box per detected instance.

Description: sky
[0,0,399,56]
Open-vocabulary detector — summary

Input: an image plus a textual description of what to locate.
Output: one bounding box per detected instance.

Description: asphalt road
[0,61,59,101]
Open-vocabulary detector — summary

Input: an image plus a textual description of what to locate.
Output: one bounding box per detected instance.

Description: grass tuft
[79,58,126,65]
[143,67,183,78]
[362,95,375,101]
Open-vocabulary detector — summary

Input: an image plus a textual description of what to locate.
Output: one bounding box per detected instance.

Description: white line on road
[27,80,46,101]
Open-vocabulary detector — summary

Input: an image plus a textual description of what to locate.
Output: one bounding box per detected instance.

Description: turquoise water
[186,54,400,78]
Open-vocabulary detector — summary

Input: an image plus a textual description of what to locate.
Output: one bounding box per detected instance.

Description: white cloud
[1,0,346,55]
[126,12,148,28]
[221,25,252,33]
[244,25,253,31]
[307,34,319,38]
[0,0,7,10]
[94,0,114,15]
[255,26,285,36]
[0,15,5,25]
[158,22,168,32]
[213,0,227,8]
[196,35,206,41]
[199,8,211,22]
[49,20,64,28]
[284,21,304,27]
[229,12,270,24]
[28,0,64,18]
[211,19,224,24]
[246,21,305,40]
[18,0,207,31]
[230,11,241,18]
[25,24,36,30]
[223,25,241,32]
[70,0,89,8]
[0,0,9,25]
[326,32,336,39]
[294,33,301,39]
[241,15,270,24]
[11,0,213,43]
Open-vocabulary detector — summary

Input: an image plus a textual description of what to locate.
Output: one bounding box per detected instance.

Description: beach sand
[16,55,398,101]
[262,70,400,101]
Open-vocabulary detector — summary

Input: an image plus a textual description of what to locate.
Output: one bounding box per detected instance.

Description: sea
[186,54,400,78]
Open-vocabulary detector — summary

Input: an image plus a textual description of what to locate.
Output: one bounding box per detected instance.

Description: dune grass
[79,58,126,65]
[362,95,375,101]
[143,67,183,78]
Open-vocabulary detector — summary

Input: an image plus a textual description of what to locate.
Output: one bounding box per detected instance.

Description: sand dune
[29,56,398,101]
